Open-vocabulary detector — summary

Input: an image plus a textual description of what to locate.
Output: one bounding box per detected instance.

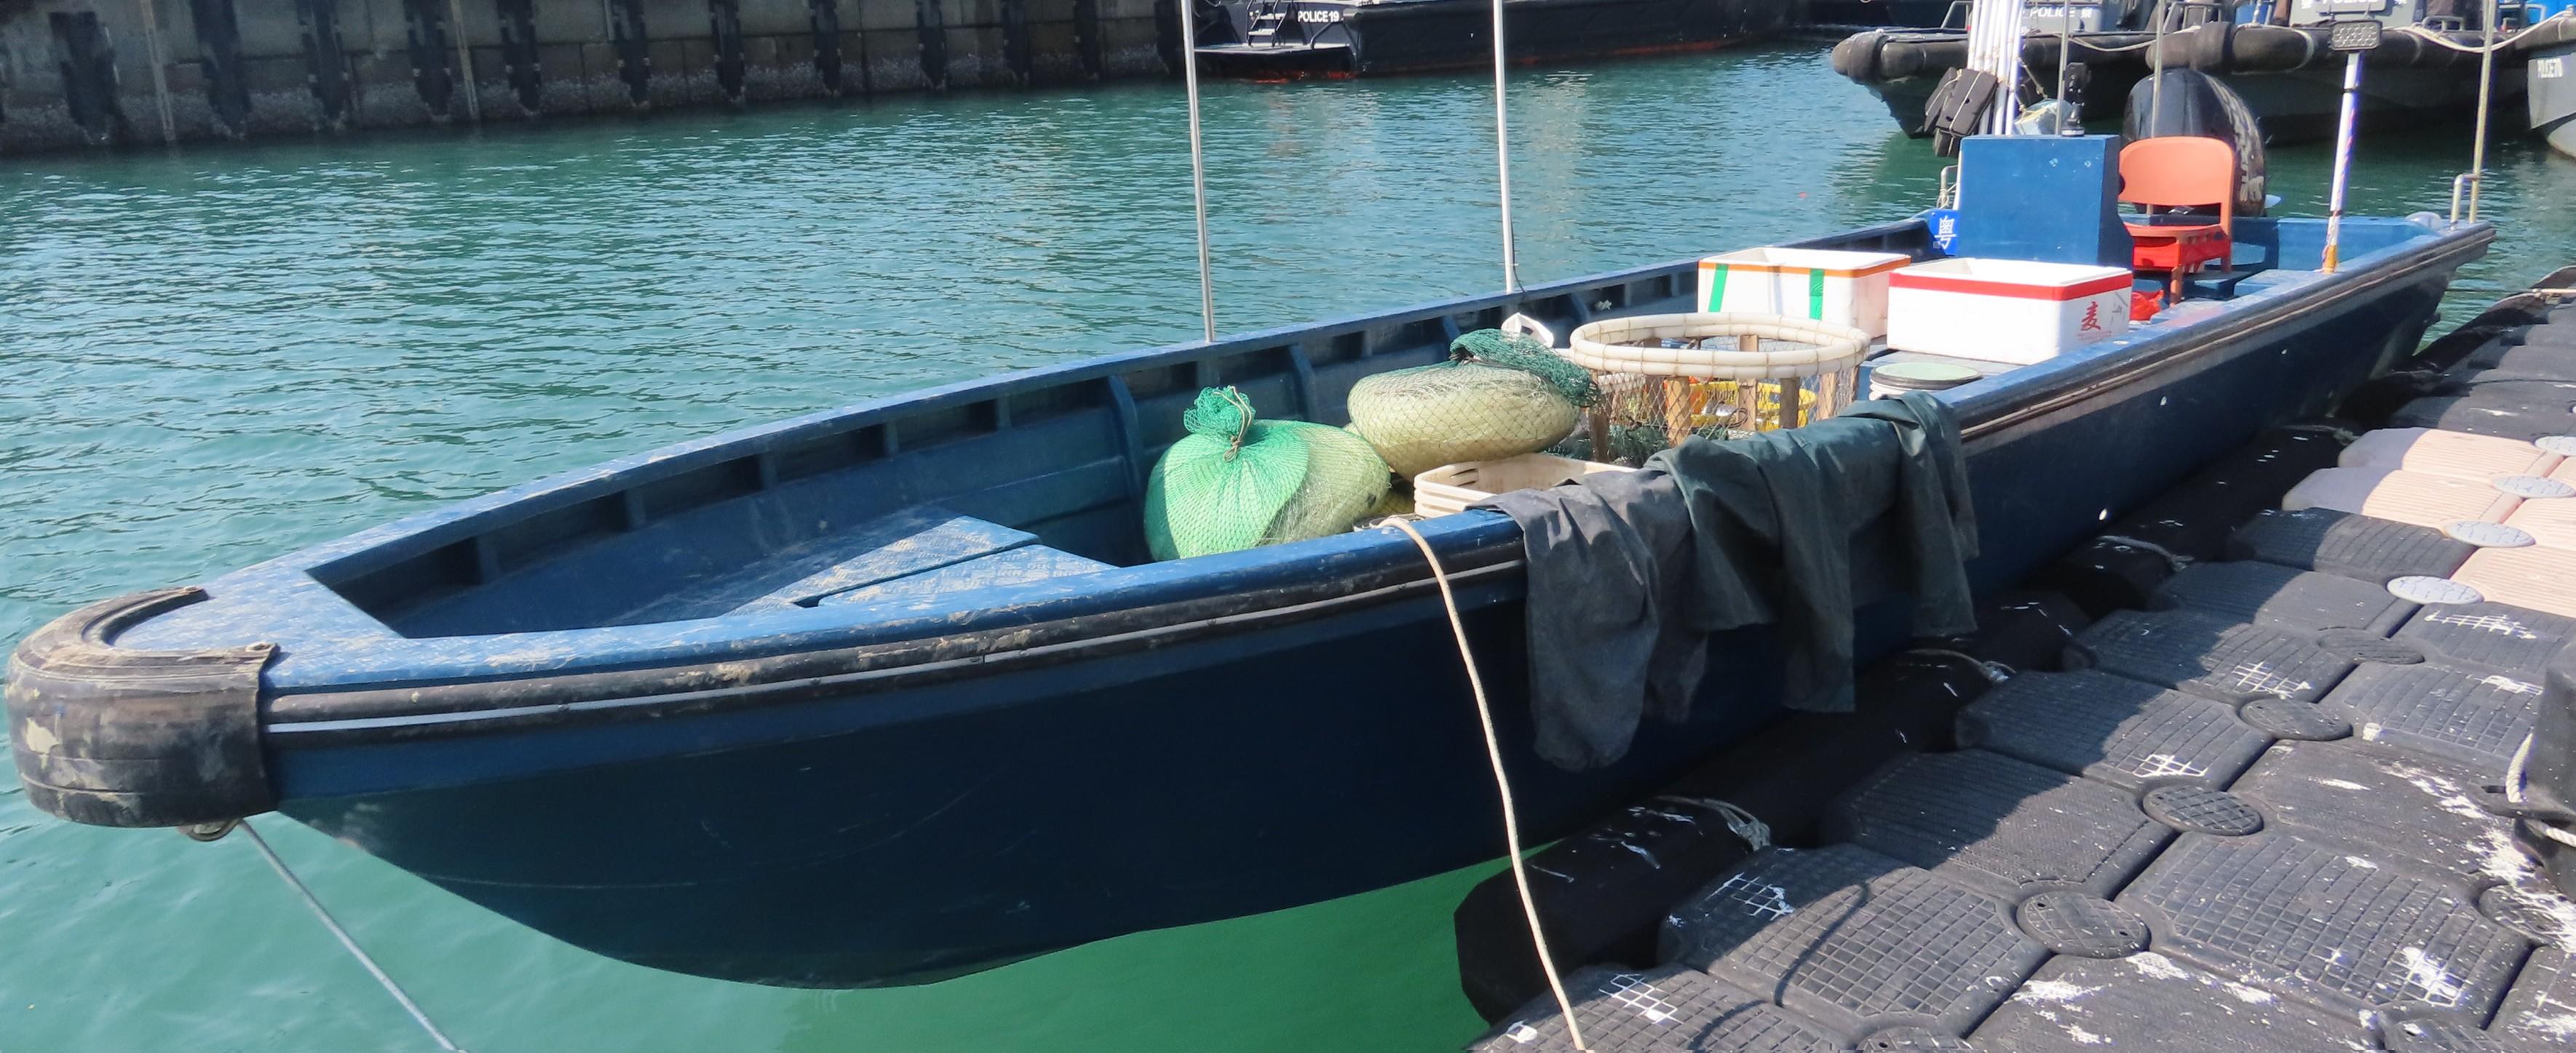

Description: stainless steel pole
[2323,50,2363,272]
[1489,0,1521,291]
[1177,1,1218,341]
[2468,0,2499,220]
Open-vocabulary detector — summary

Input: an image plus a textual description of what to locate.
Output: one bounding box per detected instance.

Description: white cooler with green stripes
[1696,247,1911,341]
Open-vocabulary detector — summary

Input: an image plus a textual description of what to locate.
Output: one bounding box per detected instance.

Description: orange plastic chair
[2119,136,2236,304]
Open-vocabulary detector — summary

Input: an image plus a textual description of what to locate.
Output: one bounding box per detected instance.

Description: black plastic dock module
[1465,287,2576,1053]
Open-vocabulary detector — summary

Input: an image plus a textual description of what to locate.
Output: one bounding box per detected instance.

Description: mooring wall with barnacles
[0,0,1176,153]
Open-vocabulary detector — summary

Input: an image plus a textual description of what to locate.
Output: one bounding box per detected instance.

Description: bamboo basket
[1566,313,1870,456]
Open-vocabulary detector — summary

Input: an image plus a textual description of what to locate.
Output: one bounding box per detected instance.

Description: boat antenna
[1964,0,2027,135]
[2056,4,2072,113]
[1489,0,1522,292]
[1178,0,1218,341]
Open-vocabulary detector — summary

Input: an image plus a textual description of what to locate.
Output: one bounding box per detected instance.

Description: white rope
[1387,518,1588,1052]
[239,820,468,1052]
[1902,647,2016,683]
[2278,421,2361,442]
[1488,0,1521,292]
[2096,533,2194,573]
[2395,12,2571,53]
[1176,1,1218,341]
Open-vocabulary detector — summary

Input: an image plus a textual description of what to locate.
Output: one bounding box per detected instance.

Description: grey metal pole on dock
[450,0,483,122]
[135,0,177,145]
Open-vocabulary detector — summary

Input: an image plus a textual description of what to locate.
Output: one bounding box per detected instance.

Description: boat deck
[1470,287,2576,1050]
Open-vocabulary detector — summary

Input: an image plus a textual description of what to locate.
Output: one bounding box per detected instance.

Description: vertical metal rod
[2056,8,2072,111]
[448,0,482,122]
[2148,1,2168,133]
[135,0,178,145]
[1989,0,2009,133]
[241,821,467,1052]
[1489,0,1520,292]
[2322,50,2362,273]
[2467,0,2498,221]
[1176,1,1217,341]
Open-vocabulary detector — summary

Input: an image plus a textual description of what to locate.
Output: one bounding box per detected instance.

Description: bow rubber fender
[1831,30,1886,82]
[5,587,278,828]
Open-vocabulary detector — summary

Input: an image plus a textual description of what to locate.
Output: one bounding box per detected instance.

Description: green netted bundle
[1144,387,1392,561]
[1346,330,1600,478]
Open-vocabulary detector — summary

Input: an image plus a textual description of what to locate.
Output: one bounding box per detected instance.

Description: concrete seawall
[0,0,1175,153]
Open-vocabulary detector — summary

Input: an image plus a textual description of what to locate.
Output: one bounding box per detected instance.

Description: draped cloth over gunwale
[1480,391,1978,771]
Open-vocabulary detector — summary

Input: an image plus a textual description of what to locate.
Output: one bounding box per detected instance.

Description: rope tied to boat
[2096,533,2193,573]
[2395,12,2572,55]
[1654,796,1773,851]
[1901,647,2016,683]
[1384,517,1592,1052]
[234,819,469,1051]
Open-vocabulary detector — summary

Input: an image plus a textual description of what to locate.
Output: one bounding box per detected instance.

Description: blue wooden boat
[7,184,2489,988]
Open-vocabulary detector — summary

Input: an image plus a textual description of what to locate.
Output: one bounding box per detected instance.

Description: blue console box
[1946,134,2134,269]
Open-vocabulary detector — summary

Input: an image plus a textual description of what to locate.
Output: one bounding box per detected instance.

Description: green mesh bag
[1144,387,1392,561]
[1346,329,1600,478]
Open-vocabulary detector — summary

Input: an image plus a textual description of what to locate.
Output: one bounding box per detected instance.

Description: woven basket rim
[1566,312,1870,378]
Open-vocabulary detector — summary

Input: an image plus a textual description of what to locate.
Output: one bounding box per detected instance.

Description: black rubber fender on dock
[1451,648,1989,1022]
[5,587,277,828]
[1451,588,2094,1021]
[2342,266,2576,426]
[2035,426,2351,616]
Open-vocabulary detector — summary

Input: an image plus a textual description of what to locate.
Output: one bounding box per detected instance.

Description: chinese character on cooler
[2080,301,2104,332]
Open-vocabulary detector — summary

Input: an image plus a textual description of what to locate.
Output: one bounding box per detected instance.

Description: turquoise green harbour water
[4,43,2576,1053]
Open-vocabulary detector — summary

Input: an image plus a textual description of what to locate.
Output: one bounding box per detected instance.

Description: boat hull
[1191,0,1788,78]
[250,219,2481,989]
[1836,23,2518,143]
[2538,44,2576,159]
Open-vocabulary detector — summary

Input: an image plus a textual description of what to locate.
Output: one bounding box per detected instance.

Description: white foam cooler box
[1697,247,1911,341]
[1885,258,2133,365]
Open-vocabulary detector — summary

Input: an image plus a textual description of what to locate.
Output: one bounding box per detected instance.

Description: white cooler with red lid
[1885,258,2133,365]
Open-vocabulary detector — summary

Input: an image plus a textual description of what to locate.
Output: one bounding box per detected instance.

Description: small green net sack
[1346,329,1599,478]
[1144,387,1392,561]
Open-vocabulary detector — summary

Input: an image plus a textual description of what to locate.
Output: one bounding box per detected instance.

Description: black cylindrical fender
[6,587,278,828]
